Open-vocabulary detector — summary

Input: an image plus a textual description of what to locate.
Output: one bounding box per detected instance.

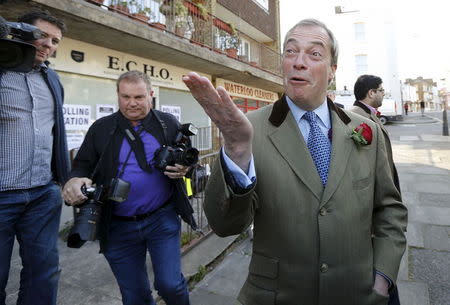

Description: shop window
[233,98,270,113]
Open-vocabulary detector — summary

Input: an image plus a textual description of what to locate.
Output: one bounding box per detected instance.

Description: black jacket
[70,110,197,251]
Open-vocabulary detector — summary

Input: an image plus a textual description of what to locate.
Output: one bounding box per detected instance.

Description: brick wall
[217,0,278,41]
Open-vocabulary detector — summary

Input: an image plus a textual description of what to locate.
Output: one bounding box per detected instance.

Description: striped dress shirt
[0,65,55,191]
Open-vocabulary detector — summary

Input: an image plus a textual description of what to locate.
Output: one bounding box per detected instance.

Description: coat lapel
[268,111,324,200]
[320,106,354,206]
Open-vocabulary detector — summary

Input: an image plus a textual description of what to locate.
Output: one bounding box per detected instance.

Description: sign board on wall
[63,104,91,130]
[66,132,85,151]
[161,105,181,122]
[215,78,277,102]
[50,38,211,91]
[96,104,116,119]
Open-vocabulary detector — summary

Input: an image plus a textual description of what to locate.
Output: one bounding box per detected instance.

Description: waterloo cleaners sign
[216,79,277,102]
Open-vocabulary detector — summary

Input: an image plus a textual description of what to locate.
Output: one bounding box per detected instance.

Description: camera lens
[181,147,199,166]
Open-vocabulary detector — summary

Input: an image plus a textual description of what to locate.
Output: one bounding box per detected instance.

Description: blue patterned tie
[304,111,331,186]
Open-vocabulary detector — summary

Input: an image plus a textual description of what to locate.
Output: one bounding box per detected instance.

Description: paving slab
[406,223,425,248]
[397,281,430,305]
[408,206,450,226]
[418,192,450,208]
[410,248,450,305]
[422,225,450,251]
[190,238,251,305]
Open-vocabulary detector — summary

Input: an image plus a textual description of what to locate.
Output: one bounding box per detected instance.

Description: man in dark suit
[351,74,400,191]
[183,19,407,305]
[351,75,403,305]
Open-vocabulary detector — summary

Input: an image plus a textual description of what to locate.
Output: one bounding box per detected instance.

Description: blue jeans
[0,182,62,305]
[103,204,190,305]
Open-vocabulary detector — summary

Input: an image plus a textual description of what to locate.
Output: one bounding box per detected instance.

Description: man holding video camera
[63,70,196,305]
[0,9,69,305]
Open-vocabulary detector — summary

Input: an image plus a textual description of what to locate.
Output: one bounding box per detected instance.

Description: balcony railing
[85,0,282,76]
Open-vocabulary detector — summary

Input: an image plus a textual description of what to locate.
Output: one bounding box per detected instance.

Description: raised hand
[182,72,253,171]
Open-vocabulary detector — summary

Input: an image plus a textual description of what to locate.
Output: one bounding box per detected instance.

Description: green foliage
[191,265,207,283]
[175,0,188,16]
[196,3,208,19]
[180,231,201,247]
[110,0,128,6]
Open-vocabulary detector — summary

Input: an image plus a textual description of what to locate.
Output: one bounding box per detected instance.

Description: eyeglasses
[373,88,385,93]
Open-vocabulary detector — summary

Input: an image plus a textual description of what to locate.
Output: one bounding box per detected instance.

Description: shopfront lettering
[223,81,275,101]
[107,56,171,80]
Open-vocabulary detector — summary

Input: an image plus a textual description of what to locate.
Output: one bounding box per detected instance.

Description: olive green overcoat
[204,97,407,305]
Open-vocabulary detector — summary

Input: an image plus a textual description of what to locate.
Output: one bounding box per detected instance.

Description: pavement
[189,112,450,305]
[5,112,450,305]
[390,112,439,125]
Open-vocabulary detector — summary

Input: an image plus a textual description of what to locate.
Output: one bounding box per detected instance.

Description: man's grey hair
[116,70,152,92]
[282,19,339,66]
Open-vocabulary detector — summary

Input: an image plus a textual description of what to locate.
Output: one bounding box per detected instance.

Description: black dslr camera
[154,123,200,170]
[67,178,130,248]
[0,16,43,72]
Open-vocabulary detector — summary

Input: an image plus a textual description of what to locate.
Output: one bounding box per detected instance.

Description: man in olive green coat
[183,19,407,305]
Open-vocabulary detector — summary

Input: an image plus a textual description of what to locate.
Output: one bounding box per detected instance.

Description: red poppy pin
[351,123,372,146]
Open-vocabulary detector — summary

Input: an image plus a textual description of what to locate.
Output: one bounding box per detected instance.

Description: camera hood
[0,38,36,72]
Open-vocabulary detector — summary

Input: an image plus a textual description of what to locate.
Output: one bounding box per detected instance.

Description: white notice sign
[63,104,91,130]
[161,105,181,122]
[96,104,116,119]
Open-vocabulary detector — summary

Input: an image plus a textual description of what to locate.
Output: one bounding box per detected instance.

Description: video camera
[154,123,200,171]
[0,15,42,72]
[67,179,130,248]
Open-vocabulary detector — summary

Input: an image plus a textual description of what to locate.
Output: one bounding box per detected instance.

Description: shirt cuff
[220,147,256,189]
[375,270,393,289]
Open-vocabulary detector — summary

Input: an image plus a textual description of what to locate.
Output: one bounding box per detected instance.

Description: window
[355,55,368,75]
[238,38,251,61]
[354,23,365,41]
[252,0,269,11]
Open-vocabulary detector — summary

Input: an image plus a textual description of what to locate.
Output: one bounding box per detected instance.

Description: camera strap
[116,126,141,178]
[151,109,169,145]
[117,113,153,173]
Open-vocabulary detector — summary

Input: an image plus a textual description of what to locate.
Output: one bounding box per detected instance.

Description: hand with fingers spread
[182,72,253,172]
[164,164,190,180]
[62,177,93,206]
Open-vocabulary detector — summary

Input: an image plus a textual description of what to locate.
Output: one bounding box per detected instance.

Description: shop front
[50,38,212,151]
[215,78,279,113]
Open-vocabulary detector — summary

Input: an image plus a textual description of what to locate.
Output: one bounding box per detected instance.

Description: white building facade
[328,7,402,103]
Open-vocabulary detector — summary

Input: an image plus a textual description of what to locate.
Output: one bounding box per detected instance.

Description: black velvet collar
[268,95,351,127]
[353,100,372,115]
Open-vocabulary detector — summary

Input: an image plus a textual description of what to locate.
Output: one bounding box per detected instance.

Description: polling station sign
[63,104,91,130]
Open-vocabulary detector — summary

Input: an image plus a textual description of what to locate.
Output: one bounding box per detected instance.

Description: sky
[279,0,450,85]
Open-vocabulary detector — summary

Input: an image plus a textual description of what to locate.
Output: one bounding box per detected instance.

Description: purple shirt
[113,126,173,216]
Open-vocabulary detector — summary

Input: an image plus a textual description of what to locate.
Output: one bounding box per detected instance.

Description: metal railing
[180,150,219,252]
[85,0,282,76]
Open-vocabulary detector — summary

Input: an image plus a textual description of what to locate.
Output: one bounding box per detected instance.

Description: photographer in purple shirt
[63,71,195,305]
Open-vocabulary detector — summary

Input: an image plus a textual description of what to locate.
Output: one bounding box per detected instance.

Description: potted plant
[130,1,152,23]
[174,0,189,36]
[109,0,130,14]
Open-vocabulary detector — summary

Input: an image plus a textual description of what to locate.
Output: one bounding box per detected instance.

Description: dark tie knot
[304,111,317,123]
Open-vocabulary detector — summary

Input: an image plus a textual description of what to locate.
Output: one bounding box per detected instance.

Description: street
[190,111,450,305]
[4,112,449,305]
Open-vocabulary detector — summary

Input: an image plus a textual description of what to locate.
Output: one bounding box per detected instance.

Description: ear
[328,64,337,82]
